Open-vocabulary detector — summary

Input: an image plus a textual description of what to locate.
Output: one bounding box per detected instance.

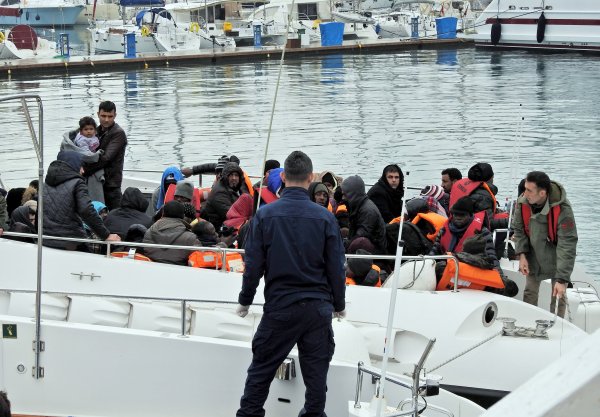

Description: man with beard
[366,164,404,223]
[202,162,245,230]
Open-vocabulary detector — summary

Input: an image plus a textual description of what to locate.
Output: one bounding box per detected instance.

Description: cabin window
[216,5,226,21]
[297,3,318,20]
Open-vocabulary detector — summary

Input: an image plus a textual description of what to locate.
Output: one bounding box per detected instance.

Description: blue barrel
[124,32,136,58]
[411,17,419,39]
[319,22,344,47]
[253,23,262,47]
[435,17,458,39]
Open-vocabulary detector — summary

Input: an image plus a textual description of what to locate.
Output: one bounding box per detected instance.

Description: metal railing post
[181,300,187,336]
[354,361,364,409]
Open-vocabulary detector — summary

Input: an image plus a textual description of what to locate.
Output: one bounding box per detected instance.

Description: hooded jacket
[43,160,110,250]
[143,217,199,265]
[308,182,330,208]
[104,187,153,238]
[366,164,404,223]
[513,181,578,282]
[342,176,387,253]
[0,193,7,229]
[202,162,245,230]
[82,122,127,189]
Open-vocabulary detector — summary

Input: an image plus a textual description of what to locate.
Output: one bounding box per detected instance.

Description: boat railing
[1,230,462,291]
[352,338,453,417]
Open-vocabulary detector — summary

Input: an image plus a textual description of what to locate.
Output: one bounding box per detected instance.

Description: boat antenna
[504,105,524,258]
[255,0,297,212]
[375,170,410,417]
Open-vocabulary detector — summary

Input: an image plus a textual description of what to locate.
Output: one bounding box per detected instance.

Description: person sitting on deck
[367,164,405,223]
[147,166,184,216]
[341,175,387,255]
[202,162,246,230]
[143,200,199,265]
[345,249,386,287]
[104,187,152,239]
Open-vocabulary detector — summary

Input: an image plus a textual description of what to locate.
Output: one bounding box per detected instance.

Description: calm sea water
[0,47,599,277]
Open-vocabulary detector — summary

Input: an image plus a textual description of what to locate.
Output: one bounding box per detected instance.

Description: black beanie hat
[182,202,196,219]
[347,249,373,279]
[468,162,494,182]
[451,197,474,215]
[163,200,185,219]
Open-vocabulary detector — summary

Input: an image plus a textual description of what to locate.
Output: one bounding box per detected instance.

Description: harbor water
[0,47,599,277]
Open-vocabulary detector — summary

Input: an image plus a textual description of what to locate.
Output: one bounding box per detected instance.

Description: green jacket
[0,194,7,229]
[513,181,578,282]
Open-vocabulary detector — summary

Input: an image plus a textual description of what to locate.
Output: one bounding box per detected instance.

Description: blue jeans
[236,299,335,417]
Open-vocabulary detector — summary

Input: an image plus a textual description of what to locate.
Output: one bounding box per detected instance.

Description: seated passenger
[147,166,184,216]
[341,175,387,254]
[224,193,254,231]
[346,249,385,287]
[429,197,512,294]
[202,162,245,230]
[308,182,332,211]
[104,187,153,239]
[21,179,38,205]
[6,205,37,243]
[189,220,244,272]
[143,200,199,265]
[367,164,404,223]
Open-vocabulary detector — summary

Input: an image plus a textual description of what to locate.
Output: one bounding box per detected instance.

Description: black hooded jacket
[104,187,153,238]
[366,164,404,223]
[43,160,110,249]
[202,162,245,229]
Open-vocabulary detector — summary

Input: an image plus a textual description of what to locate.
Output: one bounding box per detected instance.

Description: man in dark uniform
[236,151,346,417]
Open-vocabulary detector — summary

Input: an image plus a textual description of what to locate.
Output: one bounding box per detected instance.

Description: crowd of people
[0,101,578,304]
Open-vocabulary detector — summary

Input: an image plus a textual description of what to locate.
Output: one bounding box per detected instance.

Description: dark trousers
[237,299,334,417]
[104,186,122,211]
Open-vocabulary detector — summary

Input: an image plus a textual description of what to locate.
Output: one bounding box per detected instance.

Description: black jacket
[348,196,388,253]
[83,122,127,188]
[366,164,404,223]
[470,182,508,230]
[104,187,152,238]
[239,187,345,313]
[202,163,244,229]
[43,160,110,250]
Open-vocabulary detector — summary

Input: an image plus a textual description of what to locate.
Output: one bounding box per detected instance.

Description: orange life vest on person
[439,212,486,253]
[254,186,279,204]
[521,203,561,244]
[111,251,153,262]
[188,250,245,272]
[411,212,447,241]
[164,184,203,218]
[346,265,382,287]
[450,179,507,220]
[242,170,255,197]
[336,204,347,214]
[436,258,504,291]
[388,216,403,224]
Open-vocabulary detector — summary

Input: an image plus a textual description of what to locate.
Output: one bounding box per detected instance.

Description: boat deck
[1,37,472,77]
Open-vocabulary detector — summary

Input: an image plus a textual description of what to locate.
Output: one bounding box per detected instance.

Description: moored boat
[0,24,55,59]
[0,1,84,27]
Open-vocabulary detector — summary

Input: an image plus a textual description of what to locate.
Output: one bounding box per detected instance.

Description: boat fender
[190,22,201,33]
[490,18,501,45]
[141,25,151,37]
[35,14,40,21]
[0,32,4,43]
[375,23,381,34]
[536,12,546,43]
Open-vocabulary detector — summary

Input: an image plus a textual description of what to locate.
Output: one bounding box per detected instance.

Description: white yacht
[0,0,85,27]
[0,24,55,59]
[472,0,600,51]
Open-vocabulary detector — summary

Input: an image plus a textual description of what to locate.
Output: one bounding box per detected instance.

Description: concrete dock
[1,37,473,77]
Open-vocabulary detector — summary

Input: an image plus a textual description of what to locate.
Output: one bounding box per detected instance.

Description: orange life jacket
[439,212,486,253]
[450,179,507,221]
[164,183,203,218]
[388,216,402,224]
[521,203,561,244]
[111,251,153,262]
[436,258,504,291]
[242,170,255,197]
[346,265,382,287]
[411,212,447,241]
[336,204,347,214]
[254,186,278,204]
[188,250,245,272]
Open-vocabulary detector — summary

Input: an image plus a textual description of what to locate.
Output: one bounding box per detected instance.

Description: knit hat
[182,202,196,220]
[450,197,474,215]
[468,162,494,182]
[420,185,444,201]
[174,181,194,201]
[125,224,148,243]
[264,159,280,175]
[215,155,229,174]
[312,183,329,197]
[163,200,185,219]
[57,150,83,172]
[347,249,373,279]
[229,155,240,165]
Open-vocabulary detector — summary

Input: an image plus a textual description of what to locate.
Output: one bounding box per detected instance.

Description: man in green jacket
[513,171,578,317]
